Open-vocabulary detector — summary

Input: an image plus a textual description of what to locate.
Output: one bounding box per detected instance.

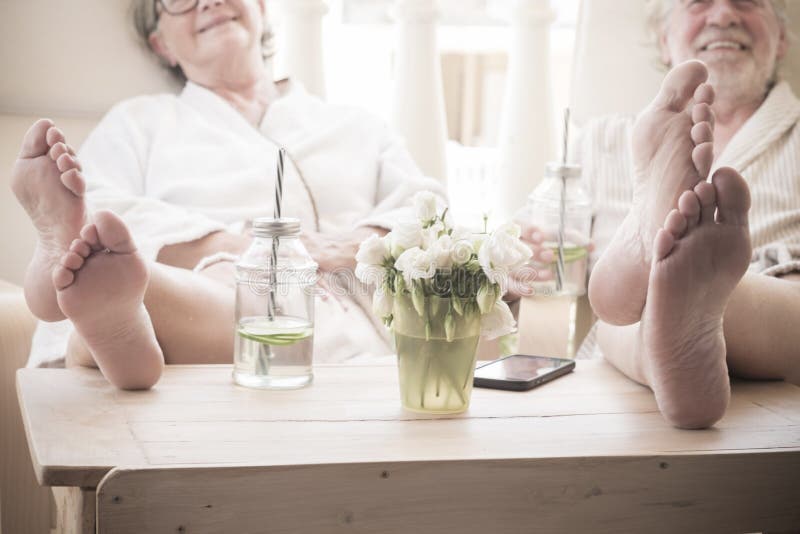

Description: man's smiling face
[660,0,788,100]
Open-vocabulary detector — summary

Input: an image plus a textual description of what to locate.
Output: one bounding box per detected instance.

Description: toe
[677,190,701,229]
[52,265,76,291]
[61,169,86,196]
[693,82,715,106]
[712,167,751,226]
[664,209,688,238]
[654,60,709,113]
[48,141,70,161]
[56,153,82,173]
[692,142,714,179]
[692,103,715,130]
[653,228,677,261]
[94,210,137,254]
[691,122,713,145]
[694,181,717,223]
[46,126,66,148]
[69,239,92,258]
[18,119,55,158]
[80,223,102,251]
[60,251,85,271]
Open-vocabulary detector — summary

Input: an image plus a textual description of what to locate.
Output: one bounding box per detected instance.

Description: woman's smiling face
[149,0,266,82]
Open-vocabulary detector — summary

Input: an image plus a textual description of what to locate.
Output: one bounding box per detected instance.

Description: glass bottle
[233,217,317,389]
[516,162,592,358]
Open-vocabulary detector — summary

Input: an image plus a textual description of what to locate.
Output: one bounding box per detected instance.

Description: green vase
[393,293,481,414]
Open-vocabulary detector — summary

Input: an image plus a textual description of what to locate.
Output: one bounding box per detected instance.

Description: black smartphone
[473,354,576,391]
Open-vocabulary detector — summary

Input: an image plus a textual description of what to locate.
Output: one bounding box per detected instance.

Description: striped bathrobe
[577,80,800,357]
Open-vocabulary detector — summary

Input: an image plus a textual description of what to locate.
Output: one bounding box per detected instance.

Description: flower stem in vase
[420,344,432,408]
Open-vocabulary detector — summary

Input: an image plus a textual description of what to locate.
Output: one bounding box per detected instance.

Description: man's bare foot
[11,119,88,321]
[589,60,716,325]
[641,168,751,429]
[54,210,164,390]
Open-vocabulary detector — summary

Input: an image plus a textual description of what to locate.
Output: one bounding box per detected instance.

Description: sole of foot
[11,118,88,321]
[589,60,716,326]
[642,167,751,429]
[54,210,164,390]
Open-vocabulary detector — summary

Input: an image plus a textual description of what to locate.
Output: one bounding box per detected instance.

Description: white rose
[395,246,436,286]
[412,190,438,223]
[355,263,387,285]
[390,220,424,257]
[478,222,533,287]
[355,234,390,265]
[449,227,475,265]
[480,299,516,340]
[429,234,454,270]
[422,220,445,249]
[372,287,394,318]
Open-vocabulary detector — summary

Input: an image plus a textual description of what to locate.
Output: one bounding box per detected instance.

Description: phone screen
[473,355,575,391]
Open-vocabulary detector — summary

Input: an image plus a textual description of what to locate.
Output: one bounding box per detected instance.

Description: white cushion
[570,0,800,126]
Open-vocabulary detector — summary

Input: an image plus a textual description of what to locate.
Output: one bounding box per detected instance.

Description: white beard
[704,53,775,105]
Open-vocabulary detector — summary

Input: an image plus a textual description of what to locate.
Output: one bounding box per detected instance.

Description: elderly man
[571,0,800,429]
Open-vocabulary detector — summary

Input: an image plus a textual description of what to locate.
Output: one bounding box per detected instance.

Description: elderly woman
[567,0,800,429]
[11,0,445,389]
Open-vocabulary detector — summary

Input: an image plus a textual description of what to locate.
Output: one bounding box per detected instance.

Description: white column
[496,0,556,221]
[279,0,328,99]
[392,0,448,183]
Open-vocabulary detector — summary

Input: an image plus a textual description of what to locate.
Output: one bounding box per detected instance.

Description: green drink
[234,315,314,389]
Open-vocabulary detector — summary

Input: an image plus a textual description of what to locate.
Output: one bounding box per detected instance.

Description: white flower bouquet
[355,191,532,413]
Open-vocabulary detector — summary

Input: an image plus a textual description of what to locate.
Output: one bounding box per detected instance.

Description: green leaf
[445,311,455,342]
[394,275,406,294]
[477,283,496,314]
[412,282,426,316]
[452,295,464,316]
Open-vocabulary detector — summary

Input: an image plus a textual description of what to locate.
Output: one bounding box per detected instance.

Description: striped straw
[274,148,285,219]
[555,109,570,293]
[267,148,286,321]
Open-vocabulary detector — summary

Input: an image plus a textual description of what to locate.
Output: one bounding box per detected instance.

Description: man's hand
[504,222,594,302]
[504,223,554,302]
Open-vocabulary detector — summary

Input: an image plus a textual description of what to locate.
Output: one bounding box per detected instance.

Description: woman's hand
[300,226,388,307]
[300,226,388,273]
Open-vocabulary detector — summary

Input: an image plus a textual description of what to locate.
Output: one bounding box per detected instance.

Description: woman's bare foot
[589,60,716,326]
[641,168,751,429]
[54,210,164,390]
[11,119,88,321]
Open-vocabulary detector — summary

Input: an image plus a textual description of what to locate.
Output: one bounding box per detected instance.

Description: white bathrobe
[28,79,446,367]
[576,80,800,358]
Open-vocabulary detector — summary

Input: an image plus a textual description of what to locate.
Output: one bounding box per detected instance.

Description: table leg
[51,487,95,534]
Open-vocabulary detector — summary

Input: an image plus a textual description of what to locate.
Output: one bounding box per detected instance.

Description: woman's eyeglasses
[155,0,199,16]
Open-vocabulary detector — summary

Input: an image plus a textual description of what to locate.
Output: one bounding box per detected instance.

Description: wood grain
[0,286,52,534]
[96,453,800,534]
[51,487,94,534]
[17,361,800,493]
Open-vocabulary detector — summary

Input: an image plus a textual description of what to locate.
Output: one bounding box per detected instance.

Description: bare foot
[589,60,716,325]
[11,119,88,321]
[641,168,751,429]
[54,210,164,390]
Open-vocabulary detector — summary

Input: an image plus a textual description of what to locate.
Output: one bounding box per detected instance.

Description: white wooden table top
[17,359,800,488]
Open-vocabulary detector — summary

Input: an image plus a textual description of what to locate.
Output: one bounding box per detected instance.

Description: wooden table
[17,360,800,533]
